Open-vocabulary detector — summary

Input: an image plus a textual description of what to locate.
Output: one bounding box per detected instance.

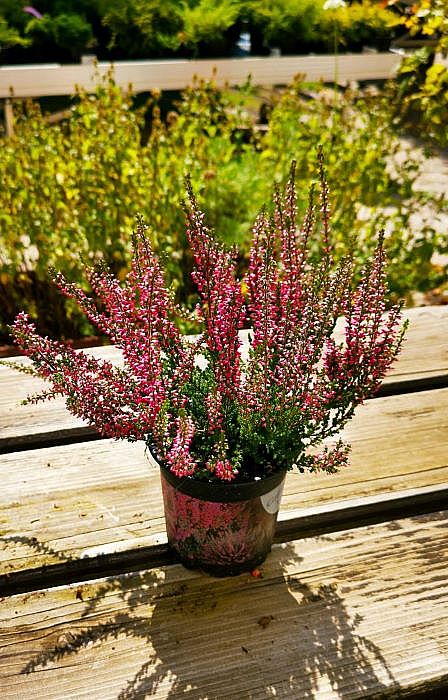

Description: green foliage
[244,0,398,54]
[101,0,184,55]
[259,79,447,300]
[392,0,448,51]
[135,81,259,301]
[99,0,242,57]
[0,79,150,338]
[49,13,94,54]
[1,0,31,29]
[181,0,240,50]
[0,0,32,48]
[0,78,255,339]
[387,1,448,147]
[25,13,94,58]
[319,1,399,52]
[0,16,29,49]
[391,48,448,147]
[246,0,323,53]
[1,0,399,61]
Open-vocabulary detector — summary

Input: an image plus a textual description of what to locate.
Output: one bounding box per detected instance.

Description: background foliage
[388,0,448,147]
[1,74,446,342]
[0,0,399,62]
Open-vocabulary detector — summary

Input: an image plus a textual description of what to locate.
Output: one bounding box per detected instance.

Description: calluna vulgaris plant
[11,157,406,483]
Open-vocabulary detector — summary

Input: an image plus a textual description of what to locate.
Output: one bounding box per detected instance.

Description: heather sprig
[10,161,406,483]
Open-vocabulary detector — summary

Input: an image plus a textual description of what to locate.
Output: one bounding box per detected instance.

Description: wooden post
[4,98,14,137]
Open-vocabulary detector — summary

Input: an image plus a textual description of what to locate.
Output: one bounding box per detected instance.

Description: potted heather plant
[10,156,406,576]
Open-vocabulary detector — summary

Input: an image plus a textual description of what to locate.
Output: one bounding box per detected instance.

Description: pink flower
[23,7,43,20]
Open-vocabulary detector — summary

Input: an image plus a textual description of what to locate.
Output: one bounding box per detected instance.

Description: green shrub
[246,0,398,55]
[387,0,448,148]
[0,79,150,339]
[1,0,400,61]
[181,0,241,56]
[319,1,399,53]
[246,0,323,54]
[0,17,29,49]
[262,79,447,299]
[390,48,448,147]
[101,0,184,56]
[25,12,95,59]
[0,78,254,340]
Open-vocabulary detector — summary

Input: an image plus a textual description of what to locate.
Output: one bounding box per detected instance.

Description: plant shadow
[17,541,400,699]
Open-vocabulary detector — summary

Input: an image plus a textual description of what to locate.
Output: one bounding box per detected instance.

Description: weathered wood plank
[1,388,447,576]
[0,345,117,451]
[2,483,447,598]
[1,512,447,699]
[378,305,448,390]
[0,53,402,99]
[1,306,447,451]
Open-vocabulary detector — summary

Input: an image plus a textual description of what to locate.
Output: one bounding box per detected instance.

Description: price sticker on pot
[261,483,284,514]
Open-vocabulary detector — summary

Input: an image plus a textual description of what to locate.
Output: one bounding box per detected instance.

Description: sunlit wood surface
[1,388,448,576]
[0,305,447,697]
[1,513,447,699]
[0,53,401,99]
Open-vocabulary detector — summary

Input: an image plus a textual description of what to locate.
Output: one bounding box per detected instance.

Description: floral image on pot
[161,467,285,575]
[9,150,407,574]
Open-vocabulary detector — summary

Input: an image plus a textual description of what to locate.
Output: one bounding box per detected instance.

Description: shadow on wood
[18,543,399,699]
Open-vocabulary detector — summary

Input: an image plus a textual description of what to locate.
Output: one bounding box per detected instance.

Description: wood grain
[1,306,447,451]
[0,345,118,450]
[1,512,447,699]
[2,388,447,576]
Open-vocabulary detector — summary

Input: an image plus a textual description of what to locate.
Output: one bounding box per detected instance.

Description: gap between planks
[1,484,448,597]
[2,387,448,581]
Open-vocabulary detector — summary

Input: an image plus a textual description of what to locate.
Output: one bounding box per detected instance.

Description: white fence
[0,53,401,99]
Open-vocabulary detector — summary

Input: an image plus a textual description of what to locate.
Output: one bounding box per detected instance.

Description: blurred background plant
[318,0,399,53]
[179,0,241,57]
[25,11,95,62]
[0,0,400,63]
[244,0,323,55]
[100,0,184,58]
[262,78,447,302]
[0,16,30,51]
[0,1,100,62]
[0,76,256,341]
[0,77,146,338]
[387,0,448,148]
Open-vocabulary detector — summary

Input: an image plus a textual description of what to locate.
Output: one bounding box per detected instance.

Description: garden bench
[0,305,447,699]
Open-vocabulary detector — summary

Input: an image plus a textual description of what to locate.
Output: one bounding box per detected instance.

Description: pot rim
[159,463,286,502]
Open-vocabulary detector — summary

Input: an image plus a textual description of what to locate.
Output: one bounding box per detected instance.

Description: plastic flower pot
[160,467,286,576]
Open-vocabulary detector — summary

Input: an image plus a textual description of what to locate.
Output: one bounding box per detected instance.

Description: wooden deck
[0,306,447,698]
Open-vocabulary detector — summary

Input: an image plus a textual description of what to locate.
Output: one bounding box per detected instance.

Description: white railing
[0,53,401,99]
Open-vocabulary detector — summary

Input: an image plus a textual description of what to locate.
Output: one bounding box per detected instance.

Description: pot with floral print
[160,465,285,575]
